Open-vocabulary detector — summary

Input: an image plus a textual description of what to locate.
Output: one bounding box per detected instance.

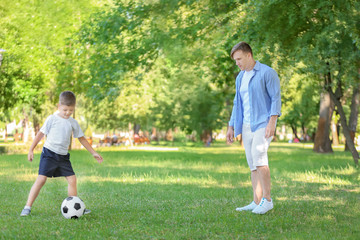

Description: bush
[0,143,43,155]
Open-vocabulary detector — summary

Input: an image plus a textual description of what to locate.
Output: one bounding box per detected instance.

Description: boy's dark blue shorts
[39,147,75,177]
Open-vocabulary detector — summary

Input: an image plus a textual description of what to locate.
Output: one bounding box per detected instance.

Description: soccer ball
[61,196,86,219]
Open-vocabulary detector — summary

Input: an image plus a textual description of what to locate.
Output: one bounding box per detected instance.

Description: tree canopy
[1,0,359,156]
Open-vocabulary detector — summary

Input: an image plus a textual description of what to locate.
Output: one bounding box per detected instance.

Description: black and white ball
[61,196,86,219]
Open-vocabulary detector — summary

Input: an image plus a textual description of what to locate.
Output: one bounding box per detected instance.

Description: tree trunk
[328,89,359,165]
[313,92,334,153]
[23,117,32,143]
[165,129,173,141]
[301,123,306,142]
[33,115,40,136]
[280,125,286,141]
[133,123,141,135]
[128,122,133,147]
[201,129,212,146]
[291,125,299,140]
[151,127,159,141]
[345,85,360,151]
[331,119,339,146]
[4,122,8,142]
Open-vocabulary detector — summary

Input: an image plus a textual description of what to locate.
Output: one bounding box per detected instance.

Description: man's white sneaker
[252,198,273,214]
[236,201,258,211]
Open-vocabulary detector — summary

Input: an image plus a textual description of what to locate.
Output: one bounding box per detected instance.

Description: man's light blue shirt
[228,61,281,137]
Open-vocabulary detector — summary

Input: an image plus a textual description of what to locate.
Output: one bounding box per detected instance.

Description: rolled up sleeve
[265,69,281,117]
[229,95,237,127]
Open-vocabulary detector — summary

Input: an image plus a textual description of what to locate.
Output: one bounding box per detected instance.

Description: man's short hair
[230,41,253,59]
[59,91,76,106]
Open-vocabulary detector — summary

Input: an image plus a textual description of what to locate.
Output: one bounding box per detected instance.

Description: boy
[20,91,103,216]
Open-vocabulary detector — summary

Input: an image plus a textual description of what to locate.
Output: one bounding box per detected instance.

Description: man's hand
[226,126,234,144]
[265,116,278,138]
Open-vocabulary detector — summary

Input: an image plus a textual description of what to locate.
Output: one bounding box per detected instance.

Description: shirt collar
[253,61,261,71]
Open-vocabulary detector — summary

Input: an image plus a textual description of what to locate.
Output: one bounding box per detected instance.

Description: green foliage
[2,0,359,142]
[59,0,244,97]
[279,64,320,136]
[242,0,360,84]
[58,0,243,135]
[0,0,107,127]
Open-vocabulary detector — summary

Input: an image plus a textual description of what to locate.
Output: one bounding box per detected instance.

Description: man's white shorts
[242,124,272,171]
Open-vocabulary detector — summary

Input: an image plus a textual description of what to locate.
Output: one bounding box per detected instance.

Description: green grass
[0,142,359,239]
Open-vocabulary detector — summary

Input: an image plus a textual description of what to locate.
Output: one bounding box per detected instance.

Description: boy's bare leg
[26,175,47,207]
[66,175,91,214]
[66,175,77,196]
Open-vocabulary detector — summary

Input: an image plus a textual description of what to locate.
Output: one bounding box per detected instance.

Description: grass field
[0,142,359,239]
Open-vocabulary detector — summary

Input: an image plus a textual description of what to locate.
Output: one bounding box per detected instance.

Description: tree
[280,66,320,141]
[345,84,360,151]
[313,92,334,153]
[0,0,106,135]
[58,0,244,138]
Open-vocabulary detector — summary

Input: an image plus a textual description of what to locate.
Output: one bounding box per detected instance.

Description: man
[227,41,281,214]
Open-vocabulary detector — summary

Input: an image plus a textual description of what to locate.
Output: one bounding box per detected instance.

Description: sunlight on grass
[270,142,350,152]
[79,174,251,189]
[106,160,249,174]
[319,164,357,175]
[6,168,38,181]
[13,172,38,181]
[94,146,180,152]
[130,146,179,151]
[319,185,360,193]
[270,142,314,149]
[310,214,337,222]
[277,195,336,202]
[184,146,244,154]
[1,164,38,181]
[289,171,352,186]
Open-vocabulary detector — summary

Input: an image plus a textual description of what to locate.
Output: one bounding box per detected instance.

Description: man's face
[58,104,75,119]
[233,50,252,71]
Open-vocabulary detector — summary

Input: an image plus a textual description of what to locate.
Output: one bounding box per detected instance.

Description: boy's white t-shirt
[240,69,254,124]
[40,114,84,155]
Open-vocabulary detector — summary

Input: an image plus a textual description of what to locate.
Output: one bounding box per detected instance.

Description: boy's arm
[28,131,45,162]
[78,136,103,163]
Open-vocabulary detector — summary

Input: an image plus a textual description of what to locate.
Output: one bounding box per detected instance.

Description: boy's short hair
[230,41,253,59]
[59,91,76,106]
